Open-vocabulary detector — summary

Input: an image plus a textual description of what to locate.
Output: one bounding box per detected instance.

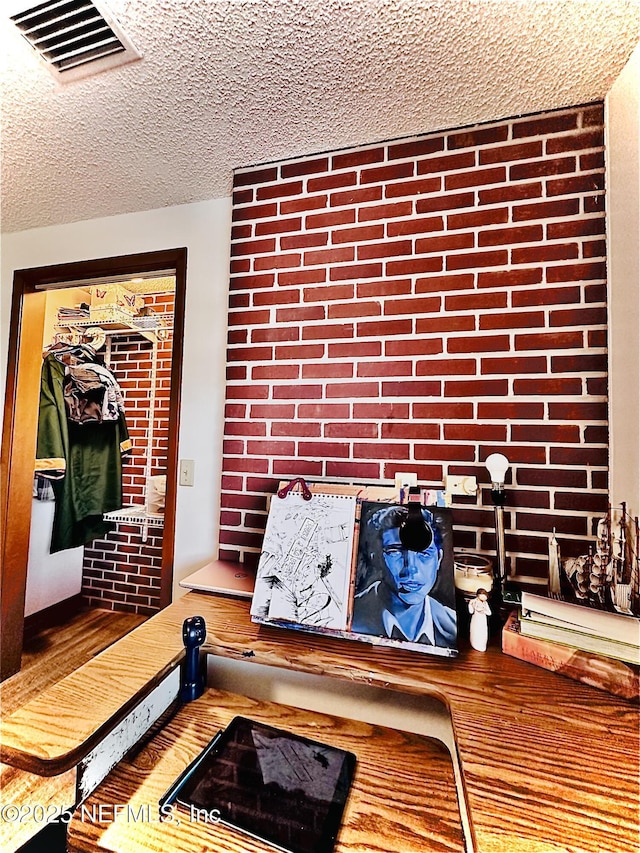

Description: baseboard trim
[24,594,86,638]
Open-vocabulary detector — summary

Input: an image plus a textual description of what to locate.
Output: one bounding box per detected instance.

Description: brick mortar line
[229,168,608,210]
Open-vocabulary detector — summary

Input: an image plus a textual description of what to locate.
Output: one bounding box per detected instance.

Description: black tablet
[174,716,356,853]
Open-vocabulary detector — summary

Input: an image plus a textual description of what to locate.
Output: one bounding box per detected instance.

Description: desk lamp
[486,453,510,601]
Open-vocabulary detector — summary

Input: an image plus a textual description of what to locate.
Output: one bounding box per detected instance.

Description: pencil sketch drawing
[251,492,357,630]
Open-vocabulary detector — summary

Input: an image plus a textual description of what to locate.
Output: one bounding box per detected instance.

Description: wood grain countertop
[66,687,466,853]
[1,591,639,852]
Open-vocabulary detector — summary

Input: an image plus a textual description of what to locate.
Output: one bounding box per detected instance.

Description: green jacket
[36,353,132,553]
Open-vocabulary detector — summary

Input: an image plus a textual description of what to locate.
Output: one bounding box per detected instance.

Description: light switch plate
[179,459,194,486]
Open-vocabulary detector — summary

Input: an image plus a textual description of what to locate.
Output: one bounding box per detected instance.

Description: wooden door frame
[0,248,187,680]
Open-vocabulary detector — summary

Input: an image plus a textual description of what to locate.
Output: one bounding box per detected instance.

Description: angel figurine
[468,588,491,652]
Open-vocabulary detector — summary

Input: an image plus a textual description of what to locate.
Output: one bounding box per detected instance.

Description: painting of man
[351,502,457,653]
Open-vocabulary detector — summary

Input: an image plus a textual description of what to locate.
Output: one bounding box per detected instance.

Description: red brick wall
[82,291,174,614]
[221,104,608,580]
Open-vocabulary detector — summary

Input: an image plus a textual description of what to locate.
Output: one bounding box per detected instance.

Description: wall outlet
[444,475,477,496]
[394,472,418,489]
[179,459,195,487]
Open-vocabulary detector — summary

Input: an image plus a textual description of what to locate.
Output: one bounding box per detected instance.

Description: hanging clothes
[63,365,106,424]
[33,474,55,502]
[35,350,132,553]
[72,362,126,422]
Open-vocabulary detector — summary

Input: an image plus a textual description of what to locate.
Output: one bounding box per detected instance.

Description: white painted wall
[1,198,233,598]
[606,44,640,521]
[25,499,84,616]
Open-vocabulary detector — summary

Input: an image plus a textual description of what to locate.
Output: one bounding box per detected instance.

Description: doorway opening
[1,248,187,681]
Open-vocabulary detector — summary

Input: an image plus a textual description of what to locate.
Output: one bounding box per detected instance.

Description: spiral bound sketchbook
[250,491,357,631]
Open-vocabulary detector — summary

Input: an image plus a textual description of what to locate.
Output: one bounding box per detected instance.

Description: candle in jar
[454,568,493,594]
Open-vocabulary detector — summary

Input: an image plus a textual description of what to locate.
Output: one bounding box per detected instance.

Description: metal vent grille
[10,0,140,82]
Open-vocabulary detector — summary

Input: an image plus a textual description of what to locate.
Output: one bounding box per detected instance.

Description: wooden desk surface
[0,598,193,772]
[67,687,465,853]
[1,592,639,852]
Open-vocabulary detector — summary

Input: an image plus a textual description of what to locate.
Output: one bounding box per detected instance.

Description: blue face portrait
[381,527,442,606]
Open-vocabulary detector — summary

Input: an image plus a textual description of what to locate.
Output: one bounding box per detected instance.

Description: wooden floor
[0,608,146,716]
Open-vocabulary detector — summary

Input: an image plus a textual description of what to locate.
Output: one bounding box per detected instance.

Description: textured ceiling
[1,0,639,234]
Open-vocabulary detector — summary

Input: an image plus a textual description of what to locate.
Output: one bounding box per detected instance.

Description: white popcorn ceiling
[1,0,639,233]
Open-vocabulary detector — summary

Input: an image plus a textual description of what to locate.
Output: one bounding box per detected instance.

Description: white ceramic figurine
[468,588,491,652]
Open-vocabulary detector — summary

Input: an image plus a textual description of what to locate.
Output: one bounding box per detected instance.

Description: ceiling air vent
[9,0,141,83]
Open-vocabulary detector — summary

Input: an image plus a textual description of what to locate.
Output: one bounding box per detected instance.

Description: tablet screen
[176,716,356,853]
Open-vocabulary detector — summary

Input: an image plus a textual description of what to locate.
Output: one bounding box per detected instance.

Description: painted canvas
[351,502,457,655]
[251,491,357,631]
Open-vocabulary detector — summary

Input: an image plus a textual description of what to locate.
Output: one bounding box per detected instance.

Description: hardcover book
[518,614,640,665]
[520,591,640,648]
[502,610,640,703]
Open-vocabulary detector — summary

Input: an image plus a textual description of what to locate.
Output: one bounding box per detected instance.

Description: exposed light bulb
[486,452,510,487]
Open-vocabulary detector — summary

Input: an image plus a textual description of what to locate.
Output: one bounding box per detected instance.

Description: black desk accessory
[158,727,223,818]
[180,615,206,703]
[159,716,356,853]
[399,501,433,551]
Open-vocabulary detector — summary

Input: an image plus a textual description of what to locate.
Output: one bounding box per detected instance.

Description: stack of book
[502,592,640,702]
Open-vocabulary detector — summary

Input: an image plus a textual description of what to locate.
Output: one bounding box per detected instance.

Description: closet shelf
[55,314,170,344]
[104,507,164,527]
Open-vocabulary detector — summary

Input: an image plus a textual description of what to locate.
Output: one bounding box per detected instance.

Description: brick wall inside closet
[82,291,174,614]
[221,103,608,579]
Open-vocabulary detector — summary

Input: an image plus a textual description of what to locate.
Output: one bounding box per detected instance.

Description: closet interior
[26,275,176,633]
